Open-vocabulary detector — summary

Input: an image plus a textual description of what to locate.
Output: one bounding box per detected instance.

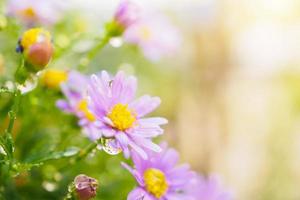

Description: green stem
[58,142,98,172]
[1,59,24,169]
[78,34,111,70]
[63,182,77,200]
[71,142,98,164]
[4,89,21,160]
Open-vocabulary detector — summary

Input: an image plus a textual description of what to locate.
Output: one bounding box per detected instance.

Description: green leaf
[26,147,81,164]
[11,162,43,177]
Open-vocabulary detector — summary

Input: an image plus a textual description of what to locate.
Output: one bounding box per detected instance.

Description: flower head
[7,0,65,26]
[41,69,68,88]
[17,28,53,70]
[88,71,167,159]
[122,143,195,200]
[74,174,98,200]
[124,13,181,61]
[187,175,233,200]
[114,0,140,29]
[57,71,100,140]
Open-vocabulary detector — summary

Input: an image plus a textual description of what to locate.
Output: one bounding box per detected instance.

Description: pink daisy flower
[124,12,181,61]
[57,71,100,141]
[87,71,167,159]
[122,143,195,200]
[187,175,233,200]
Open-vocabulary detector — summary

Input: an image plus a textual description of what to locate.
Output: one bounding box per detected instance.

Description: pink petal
[111,71,137,104]
[127,187,154,200]
[138,117,168,125]
[129,95,161,117]
[121,162,144,186]
[128,140,148,160]
[132,137,161,153]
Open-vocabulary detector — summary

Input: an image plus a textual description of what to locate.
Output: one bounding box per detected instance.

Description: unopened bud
[114,0,140,29]
[17,28,53,71]
[74,174,98,200]
[41,69,68,88]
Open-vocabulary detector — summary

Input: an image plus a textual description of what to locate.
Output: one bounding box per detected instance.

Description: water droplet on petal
[109,37,123,48]
[98,138,122,155]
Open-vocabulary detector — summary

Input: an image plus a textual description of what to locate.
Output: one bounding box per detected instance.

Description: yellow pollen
[42,69,68,88]
[107,103,136,131]
[77,100,96,122]
[21,7,36,18]
[139,26,152,41]
[143,168,168,198]
[21,28,51,50]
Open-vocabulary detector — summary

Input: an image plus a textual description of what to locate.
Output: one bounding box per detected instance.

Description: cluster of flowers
[56,70,232,200]
[11,0,232,199]
[9,0,180,61]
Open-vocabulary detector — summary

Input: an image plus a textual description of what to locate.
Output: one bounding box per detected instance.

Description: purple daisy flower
[87,71,167,159]
[187,175,233,200]
[124,12,181,61]
[122,143,195,200]
[57,71,100,141]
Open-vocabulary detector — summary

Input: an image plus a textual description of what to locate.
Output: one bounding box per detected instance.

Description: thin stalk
[63,182,76,200]
[4,89,21,166]
[2,58,24,168]
[58,141,99,172]
[71,142,98,164]
[78,34,111,70]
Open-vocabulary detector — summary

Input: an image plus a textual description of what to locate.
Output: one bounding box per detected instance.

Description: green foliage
[0,4,180,199]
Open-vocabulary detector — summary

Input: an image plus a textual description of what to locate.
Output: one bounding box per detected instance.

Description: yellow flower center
[143,168,168,198]
[42,69,68,88]
[139,26,152,41]
[77,100,96,122]
[107,103,136,131]
[21,28,51,50]
[21,7,36,18]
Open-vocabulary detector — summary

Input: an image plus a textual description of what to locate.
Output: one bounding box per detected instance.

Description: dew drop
[0,145,6,155]
[42,181,57,192]
[98,138,122,155]
[17,76,38,94]
[109,37,123,48]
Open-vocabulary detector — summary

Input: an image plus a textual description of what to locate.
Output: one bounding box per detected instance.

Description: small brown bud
[74,174,98,200]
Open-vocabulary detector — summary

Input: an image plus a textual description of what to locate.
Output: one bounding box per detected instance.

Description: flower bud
[41,69,67,88]
[17,28,53,71]
[114,0,140,29]
[74,174,98,200]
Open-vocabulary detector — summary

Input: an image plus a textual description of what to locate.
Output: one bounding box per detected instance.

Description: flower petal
[138,117,168,125]
[127,187,154,200]
[56,100,73,113]
[121,162,144,186]
[132,137,161,153]
[128,139,148,160]
[111,71,137,104]
[115,132,130,158]
[130,95,161,117]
